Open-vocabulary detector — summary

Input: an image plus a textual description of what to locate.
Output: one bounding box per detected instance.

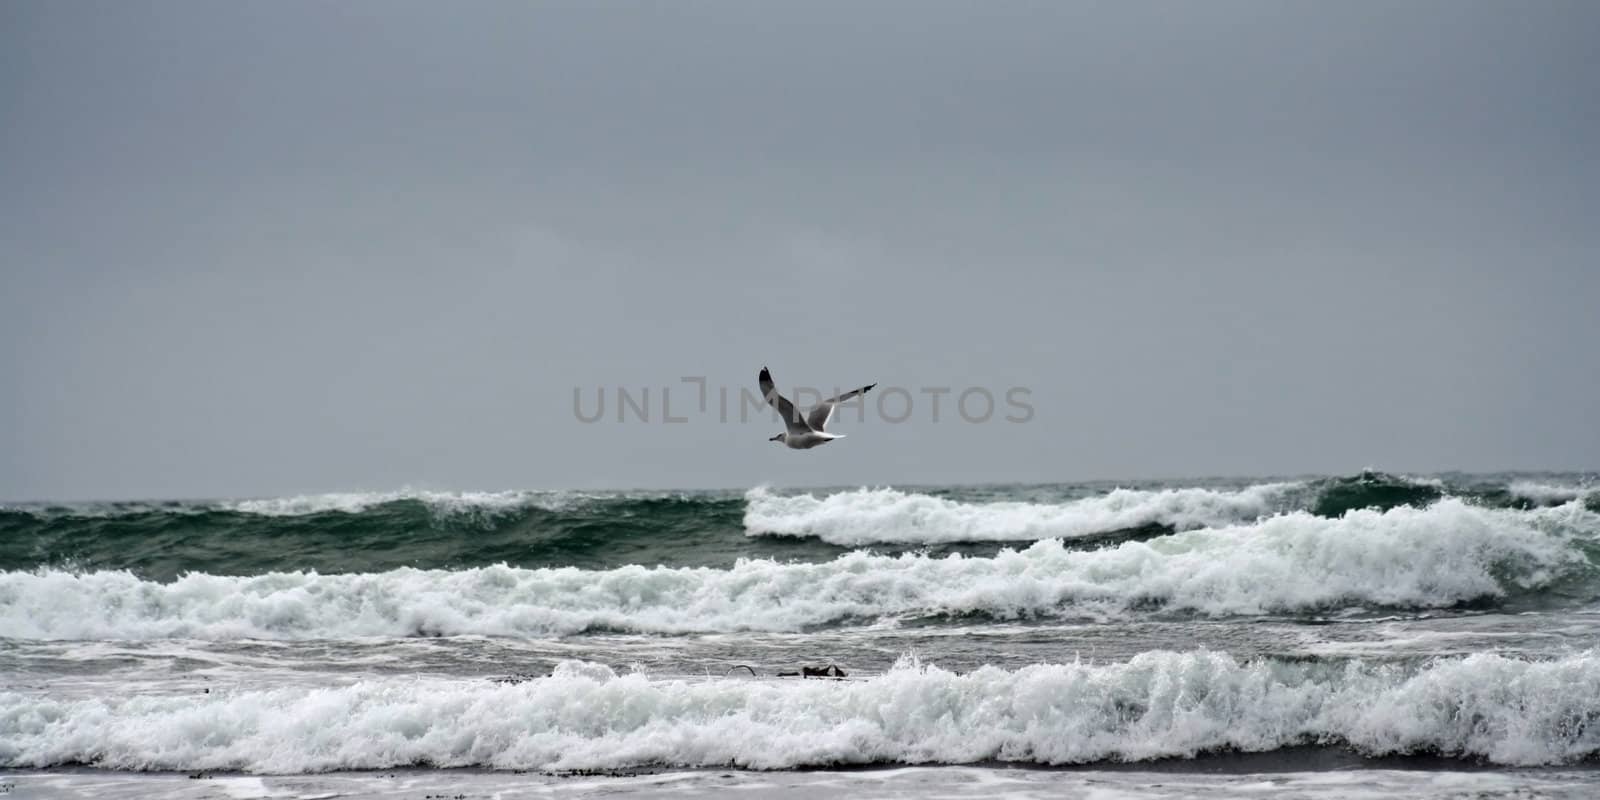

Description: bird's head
[769,433,785,444]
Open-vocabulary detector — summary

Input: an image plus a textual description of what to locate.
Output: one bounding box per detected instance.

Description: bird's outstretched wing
[760,367,813,434]
[807,383,877,432]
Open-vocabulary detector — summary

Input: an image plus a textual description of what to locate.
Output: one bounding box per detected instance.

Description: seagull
[760,366,876,449]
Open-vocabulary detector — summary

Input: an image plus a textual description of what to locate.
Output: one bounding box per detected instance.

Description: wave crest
[743,483,1301,545]
[1510,481,1594,507]
[3,499,1590,639]
[5,651,1600,771]
[221,490,560,517]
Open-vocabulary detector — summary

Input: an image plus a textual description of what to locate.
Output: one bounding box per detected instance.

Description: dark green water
[3,471,1593,581]
[5,470,1600,776]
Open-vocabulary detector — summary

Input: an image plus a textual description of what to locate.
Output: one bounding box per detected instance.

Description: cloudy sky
[3,1,1597,500]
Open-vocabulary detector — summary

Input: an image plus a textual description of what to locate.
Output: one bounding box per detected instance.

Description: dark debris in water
[490,663,853,683]
[776,664,850,679]
[489,672,547,685]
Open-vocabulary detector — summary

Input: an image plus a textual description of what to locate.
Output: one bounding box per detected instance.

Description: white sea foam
[4,650,1599,772]
[0,490,609,520]
[220,489,577,517]
[10,767,1600,800]
[1510,481,1592,506]
[743,483,1303,545]
[2,499,1591,640]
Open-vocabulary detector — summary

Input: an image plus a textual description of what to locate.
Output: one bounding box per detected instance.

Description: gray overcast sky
[3,1,1597,500]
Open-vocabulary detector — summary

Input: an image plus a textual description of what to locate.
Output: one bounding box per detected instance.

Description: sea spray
[742,482,1302,544]
[5,651,1600,772]
[4,499,1592,640]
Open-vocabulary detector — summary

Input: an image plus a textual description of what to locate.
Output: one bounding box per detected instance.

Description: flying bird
[760,366,876,449]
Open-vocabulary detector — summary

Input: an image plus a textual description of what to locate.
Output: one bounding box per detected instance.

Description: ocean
[3,471,1600,798]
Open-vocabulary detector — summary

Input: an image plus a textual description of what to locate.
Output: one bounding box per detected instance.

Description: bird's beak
[769,434,782,442]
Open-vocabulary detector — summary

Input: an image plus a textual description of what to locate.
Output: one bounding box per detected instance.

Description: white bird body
[773,430,844,450]
[759,367,875,450]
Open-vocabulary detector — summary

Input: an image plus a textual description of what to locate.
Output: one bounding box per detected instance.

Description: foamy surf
[742,483,1303,544]
[220,490,564,517]
[5,651,1600,772]
[1510,481,1594,506]
[4,499,1592,640]
[1,490,594,519]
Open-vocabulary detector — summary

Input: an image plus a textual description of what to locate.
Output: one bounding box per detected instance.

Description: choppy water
[4,471,1600,797]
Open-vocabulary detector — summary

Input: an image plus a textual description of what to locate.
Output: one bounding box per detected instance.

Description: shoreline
[11,745,1600,779]
[9,759,1600,800]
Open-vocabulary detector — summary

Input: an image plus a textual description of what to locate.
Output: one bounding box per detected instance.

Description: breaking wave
[742,483,1302,545]
[1510,481,1594,507]
[3,499,1593,640]
[5,650,1600,771]
[6,473,1593,579]
[0,490,754,580]
[6,489,629,520]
